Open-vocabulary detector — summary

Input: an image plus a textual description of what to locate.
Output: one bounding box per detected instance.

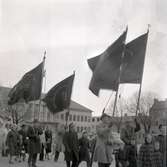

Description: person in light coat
[93,113,123,167]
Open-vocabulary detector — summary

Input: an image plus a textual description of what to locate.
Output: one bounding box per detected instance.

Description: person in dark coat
[45,126,52,160]
[120,118,140,167]
[153,141,163,167]
[27,119,43,167]
[63,123,79,167]
[6,124,18,164]
[18,124,28,161]
[138,134,155,167]
[126,138,137,167]
[115,143,128,167]
[78,131,91,167]
[156,125,166,167]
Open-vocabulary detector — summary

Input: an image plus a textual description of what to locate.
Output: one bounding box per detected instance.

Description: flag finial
[147,24,151,32]
[43,50,46,60]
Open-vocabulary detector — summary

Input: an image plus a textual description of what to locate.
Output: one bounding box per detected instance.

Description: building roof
[150,99,167,111]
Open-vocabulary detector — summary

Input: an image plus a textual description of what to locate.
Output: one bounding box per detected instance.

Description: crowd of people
[0,115,166,167]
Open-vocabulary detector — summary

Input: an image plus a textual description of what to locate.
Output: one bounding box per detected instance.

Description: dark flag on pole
[8,62,44,105]
[87,55,100,72]
[43,74,75,114]
[120,31,149,83]
[88,28,127,96]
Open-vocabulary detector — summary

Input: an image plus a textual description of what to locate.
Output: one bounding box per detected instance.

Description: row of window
[41,111,100,123]
[76,126,91,133]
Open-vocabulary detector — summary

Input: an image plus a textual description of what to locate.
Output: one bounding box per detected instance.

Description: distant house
[150,98,167,133]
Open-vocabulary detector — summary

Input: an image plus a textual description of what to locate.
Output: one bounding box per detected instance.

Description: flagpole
[38,51,46,120]
[135,25,150,116]
[112,27,128,117]
[65,70,75,130]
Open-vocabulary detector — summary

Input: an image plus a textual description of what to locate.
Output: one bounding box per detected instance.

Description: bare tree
[125,92,158,133]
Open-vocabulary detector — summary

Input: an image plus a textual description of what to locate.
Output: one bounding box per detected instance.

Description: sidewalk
[0,155,115,167]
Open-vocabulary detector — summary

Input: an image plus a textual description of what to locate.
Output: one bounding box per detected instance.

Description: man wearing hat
[63,122,79,167]
[27,119,43,167]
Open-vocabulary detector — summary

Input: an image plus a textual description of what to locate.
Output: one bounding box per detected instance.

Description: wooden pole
[65,71,75,130]
[38,51,46,120]
[113,27,128,117]
[135,25,150,116]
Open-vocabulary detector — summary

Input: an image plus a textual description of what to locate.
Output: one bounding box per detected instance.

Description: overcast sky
[0,0,167,116]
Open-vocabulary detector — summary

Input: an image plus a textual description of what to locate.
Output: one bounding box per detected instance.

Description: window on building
[88,116,90,122]
[69,114,72,121]
[61,114,64,120]
[85,116,87,122]
[81,126,83,132]
[92,118,95,122]
[81,116,83,122]
[77,115,80,122]
[97,118,100,122]
[73,115,76,121]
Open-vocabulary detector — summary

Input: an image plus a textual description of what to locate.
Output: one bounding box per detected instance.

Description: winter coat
[55,131,64,152]
[156,135,167,167]
[6,130,18,155]
[116,148,128,167]
[93,122,114,164]
[63,131,79,161]
[153,150,163,167]
[138,143,155,167]
[127,145,137,167]
[27,126,42,154]
[45,129,52,153]
[79,137,90,163]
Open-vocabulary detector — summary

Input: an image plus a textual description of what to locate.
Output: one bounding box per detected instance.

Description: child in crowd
[153,141,163,167]
[138,133,155,167]
[115,143,129,167]
[127,138,137,167]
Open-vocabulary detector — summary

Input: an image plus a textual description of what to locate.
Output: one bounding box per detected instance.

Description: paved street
[0,155,116,167]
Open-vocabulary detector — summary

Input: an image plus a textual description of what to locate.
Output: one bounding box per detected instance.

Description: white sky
[0,0,167,116]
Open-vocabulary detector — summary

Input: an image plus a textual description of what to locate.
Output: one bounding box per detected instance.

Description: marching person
[153,140,163,167]
[78,131,91,167]
[39,127,45,161]
[138,133,155,167]
[93,113,116,167]
[27,119,43,167]
[156,124,166,167]
[120,118,140,166]
[45,126,52,160]
[6,124,17,164]
[54,124,65,162]
[63,123,79,167]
